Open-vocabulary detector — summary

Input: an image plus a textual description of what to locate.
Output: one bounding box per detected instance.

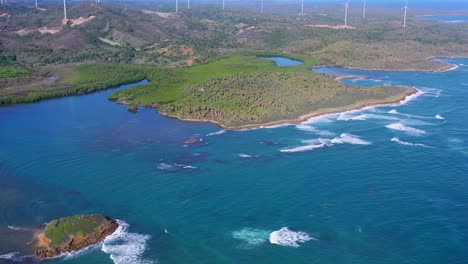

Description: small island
[30,214,118,259]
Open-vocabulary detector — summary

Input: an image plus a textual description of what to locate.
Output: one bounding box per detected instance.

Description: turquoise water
[1,59,468,263]
[419,14,468,23]
[264,57,304,67]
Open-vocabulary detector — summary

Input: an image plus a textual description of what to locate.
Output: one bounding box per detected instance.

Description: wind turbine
[176,0,178,12]
[362,0,367,18]
[63,0,67,19]
[402,0,408,27]
[222,0,224,10]
[344,0,350,27]
[35,0,38,8]
[301,0,304,15]
[260,0,263,14]
[187,0,190,9]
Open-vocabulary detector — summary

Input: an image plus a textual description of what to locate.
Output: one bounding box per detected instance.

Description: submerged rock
[31,214,118,259]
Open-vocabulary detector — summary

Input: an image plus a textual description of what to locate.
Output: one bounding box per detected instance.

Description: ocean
[0,58,467,263]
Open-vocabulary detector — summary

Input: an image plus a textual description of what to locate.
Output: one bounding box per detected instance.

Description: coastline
[160,88,419,131]
[317,56,467,73]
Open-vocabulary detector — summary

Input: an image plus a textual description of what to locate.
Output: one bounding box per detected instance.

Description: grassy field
[0,67,30,79]
[44,215,108,246]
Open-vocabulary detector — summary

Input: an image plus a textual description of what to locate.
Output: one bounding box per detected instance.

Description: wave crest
[101,220,154,264]
[386,123,426,135]
[269,227,316,247]
[391,137,430,148]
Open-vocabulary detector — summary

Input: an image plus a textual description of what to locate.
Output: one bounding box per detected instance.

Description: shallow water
[1,59,468,263]
[264,57,304,67]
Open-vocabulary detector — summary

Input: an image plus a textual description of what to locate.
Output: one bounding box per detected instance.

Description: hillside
[1,3,467,71]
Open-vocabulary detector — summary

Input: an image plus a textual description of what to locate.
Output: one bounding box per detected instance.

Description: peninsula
[30,214,118,259]
[109,54,417,129]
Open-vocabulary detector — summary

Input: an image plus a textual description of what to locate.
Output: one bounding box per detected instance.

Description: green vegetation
[0,67,30,79]
[109,54,319,105]
[0,64,146,105]
[44,214,107,246]
[110,54,412,127]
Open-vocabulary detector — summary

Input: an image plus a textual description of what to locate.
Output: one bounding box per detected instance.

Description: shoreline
[315,56,467,73]
[160,88,418,131]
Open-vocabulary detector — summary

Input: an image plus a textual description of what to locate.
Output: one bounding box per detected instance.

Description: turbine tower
[362,0,367,18]
[261,0,263,14]
[402,0,408,27]
[222,0,225,10]
[301,0,304,15]
[176,0,178,12]
[187,0,190,9]
[35,0,38,8]
[344,0,350,27]
[63,0,67,19]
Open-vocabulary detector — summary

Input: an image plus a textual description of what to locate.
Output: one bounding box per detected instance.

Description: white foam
[0,252,19,260]
[206,130,226,136]
[302,113,336,124]
[238,153,260,158]
[391,137,430,148]
[280,138,330,153]
[388,109,399,114]
[295,124,334,136]
[435,114,445,120]
[7,225,33,231]
[331,133,372,145]
[349,114,399,121]
[281,134,370,153]
[269,227,316,247]
[101,220,154,264]
[232,228,270,246]
[386,123,426,135]
[157,163,196,171]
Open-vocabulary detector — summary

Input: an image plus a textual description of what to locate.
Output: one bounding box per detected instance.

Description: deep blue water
[419,14,468,23]
[1,58,468,264]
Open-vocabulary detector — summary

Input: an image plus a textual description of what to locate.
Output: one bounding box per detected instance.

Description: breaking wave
[280,133,370,153]
[295,124,334,136]
[269,227,316,247]
[0,252,33,262]
[157,163,197,172]
[0,252,19,260]
[391,137,430,148]
[7,225,34,231]
[101,220,154,264]
[386,123,426,135]
[331,133,372,145]
[206,130,226,136]
[232,228,271,247]
[280,138,330,153]
[435,114,445,120]
[238,153,261,158]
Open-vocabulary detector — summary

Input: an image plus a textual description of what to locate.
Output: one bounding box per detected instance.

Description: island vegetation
[31,214,118,259]
[108,54,415,128]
